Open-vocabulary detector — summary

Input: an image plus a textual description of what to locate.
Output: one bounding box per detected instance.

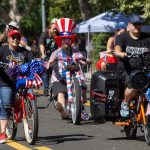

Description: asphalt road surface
[1,90,150,150]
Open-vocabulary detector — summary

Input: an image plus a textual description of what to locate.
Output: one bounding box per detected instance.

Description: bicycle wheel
[144,115,150,145]
[90,96,106,123]
[125,114,137,138]
[70,77,82,125]
[23,97,38,145]
[124,125,137,139]
[6,115,17,140]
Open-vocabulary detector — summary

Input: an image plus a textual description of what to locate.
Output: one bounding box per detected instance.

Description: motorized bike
[48,54,88,125]
[90,54,150,145]
[90,63,120,122]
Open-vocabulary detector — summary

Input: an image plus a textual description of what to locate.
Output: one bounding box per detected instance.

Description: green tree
[115,0,150,23]
[47,0,81,23]
[91,33,110,63]
[0,0,150,39]
[19,0,42,37]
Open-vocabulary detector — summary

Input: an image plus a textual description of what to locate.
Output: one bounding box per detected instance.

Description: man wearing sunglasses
[0,30,33,143]
[115,14,150,117]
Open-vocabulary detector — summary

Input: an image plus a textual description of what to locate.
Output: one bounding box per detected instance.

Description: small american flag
[26,73,43,89]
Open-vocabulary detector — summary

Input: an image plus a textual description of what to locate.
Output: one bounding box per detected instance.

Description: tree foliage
[19,0,42,38]
[88,0,118,16]
[0,0,150,39]
[91,33,110,62]
[115,0,150,23]
[46,0,81,23]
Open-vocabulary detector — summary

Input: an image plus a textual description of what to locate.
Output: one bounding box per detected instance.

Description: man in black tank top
[115,14,150,117]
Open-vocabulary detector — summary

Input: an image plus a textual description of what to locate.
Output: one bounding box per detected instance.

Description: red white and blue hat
[54,18,76,47]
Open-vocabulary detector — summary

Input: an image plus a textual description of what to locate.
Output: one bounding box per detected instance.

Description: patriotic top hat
[54,18,76,47]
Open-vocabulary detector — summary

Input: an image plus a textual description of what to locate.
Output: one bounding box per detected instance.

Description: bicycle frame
[114,93,147,126]
[66,68,83,103]
[14,89,35,123]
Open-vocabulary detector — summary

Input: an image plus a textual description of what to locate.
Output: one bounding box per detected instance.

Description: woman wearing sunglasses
[0,30,33,143]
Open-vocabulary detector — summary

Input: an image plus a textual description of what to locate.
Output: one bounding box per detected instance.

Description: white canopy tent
[75,11,150,58]
[75,11,150,33]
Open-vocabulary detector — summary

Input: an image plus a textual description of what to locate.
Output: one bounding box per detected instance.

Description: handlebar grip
[0,62,9,67]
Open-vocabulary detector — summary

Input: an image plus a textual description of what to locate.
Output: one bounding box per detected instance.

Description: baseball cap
[8,21,20,29]
[8,30,21,38]
[129,14,143,24]
[116,22,126,30]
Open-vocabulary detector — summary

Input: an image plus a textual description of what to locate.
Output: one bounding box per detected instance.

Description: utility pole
[41,0,46,32]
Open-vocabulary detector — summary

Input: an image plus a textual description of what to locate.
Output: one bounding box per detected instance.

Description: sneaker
[81,111,89,121]
[61,110,69,120]
[0,132,7,144]
[120,101,129,117]
[55,102,63,111]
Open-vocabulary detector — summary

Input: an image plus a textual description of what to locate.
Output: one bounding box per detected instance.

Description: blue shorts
[0,87,14,119]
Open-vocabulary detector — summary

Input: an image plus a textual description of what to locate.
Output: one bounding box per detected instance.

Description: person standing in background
[19,35,32,52]
[38,18,59,96]
[76,34,88,72]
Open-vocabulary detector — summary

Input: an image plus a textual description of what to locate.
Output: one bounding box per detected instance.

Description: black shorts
[119,70,130,88]
[52,81,67,97]
[118,70,130,99]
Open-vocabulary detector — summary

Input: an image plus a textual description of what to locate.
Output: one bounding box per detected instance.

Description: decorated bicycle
[5,59,44,144]
[90,53,150,145]
[46,18,89,125]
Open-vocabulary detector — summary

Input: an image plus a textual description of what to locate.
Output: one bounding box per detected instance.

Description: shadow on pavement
[106,135,145,142]
[36,134,94,145]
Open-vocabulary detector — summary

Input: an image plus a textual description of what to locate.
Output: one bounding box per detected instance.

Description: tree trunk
[78,0,93,21]
[9,0,22,22]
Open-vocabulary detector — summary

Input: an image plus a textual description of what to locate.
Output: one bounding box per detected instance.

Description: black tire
[124,125,137,139]
[144,115,150,145]
[6,115,17,140]
[90,99,106,123]
[23,97,38,145]
[70,77,82,125]
[90,97,96,119]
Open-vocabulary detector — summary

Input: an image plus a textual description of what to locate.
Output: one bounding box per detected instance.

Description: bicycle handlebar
[0,61,9,67]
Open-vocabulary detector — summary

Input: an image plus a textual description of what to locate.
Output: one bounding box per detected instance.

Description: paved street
[1,89,150,150]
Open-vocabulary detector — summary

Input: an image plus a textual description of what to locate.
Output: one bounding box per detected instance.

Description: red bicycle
[0,60,43,145]
[6,88,38,144]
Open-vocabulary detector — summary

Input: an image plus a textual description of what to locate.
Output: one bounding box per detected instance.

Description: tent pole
[87,25,90,59]
[87,25,90,72]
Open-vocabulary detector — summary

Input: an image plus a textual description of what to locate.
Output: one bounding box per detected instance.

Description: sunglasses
[11,35,20,40]
[132,22,142,26]
[8,25,18,30]
[117,28,125,31]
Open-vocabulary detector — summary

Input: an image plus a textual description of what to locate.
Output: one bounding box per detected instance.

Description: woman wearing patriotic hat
[46,18,89,120]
